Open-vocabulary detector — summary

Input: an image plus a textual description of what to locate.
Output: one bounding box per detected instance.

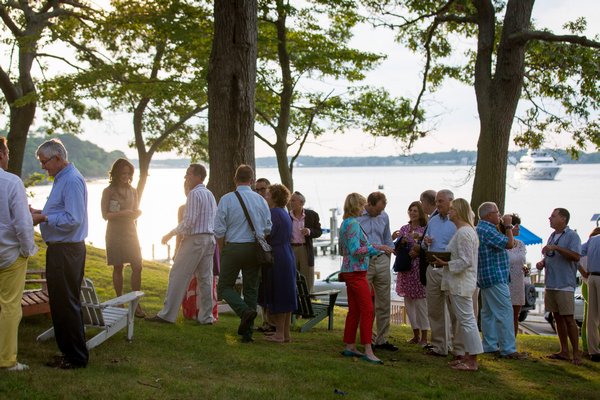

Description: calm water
[29,164,599,277]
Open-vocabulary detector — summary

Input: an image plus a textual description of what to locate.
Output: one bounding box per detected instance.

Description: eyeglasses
[39,155,56,167]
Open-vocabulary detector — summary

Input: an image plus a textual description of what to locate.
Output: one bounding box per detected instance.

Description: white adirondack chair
[37,278,145,350]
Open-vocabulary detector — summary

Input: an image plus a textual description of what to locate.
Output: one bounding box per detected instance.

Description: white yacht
[516,150,561,180]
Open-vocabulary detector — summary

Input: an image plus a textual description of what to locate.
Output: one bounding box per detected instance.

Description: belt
[590,272,600,276]
[429,264,444,269]
[45,241,84,246]
[291,243,306,247]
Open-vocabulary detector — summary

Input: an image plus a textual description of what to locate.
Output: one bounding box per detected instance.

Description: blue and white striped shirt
[171,183,216,236]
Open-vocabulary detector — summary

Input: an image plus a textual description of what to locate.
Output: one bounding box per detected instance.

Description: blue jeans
[481,283,517,355]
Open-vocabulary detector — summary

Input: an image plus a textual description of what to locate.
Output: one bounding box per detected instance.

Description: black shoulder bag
[234,192,273,267]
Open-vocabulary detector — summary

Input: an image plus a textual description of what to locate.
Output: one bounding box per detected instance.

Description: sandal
[546,353,569,361]
[451,361,478,371]
[265,336,285,343]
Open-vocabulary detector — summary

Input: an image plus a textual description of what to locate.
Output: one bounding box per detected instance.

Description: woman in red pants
[338,193,386,364]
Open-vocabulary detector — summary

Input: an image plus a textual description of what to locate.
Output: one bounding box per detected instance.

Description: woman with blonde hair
[434,198,482,371]
[101,158,144,317]
[339,193,386,364]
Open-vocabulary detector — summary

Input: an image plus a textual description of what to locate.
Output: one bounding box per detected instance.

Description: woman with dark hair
[263,184,297,343]
[101,158,144,317]
[500,213,527,336]
[394,201,429,346]
[339,193,386,364]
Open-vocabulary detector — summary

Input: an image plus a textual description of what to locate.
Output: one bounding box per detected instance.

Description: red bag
[182,277,199,320]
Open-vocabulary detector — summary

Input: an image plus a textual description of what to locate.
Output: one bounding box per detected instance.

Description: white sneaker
[6,362,29,371]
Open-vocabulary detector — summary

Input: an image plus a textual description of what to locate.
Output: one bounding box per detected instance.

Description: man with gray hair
[289,191,322,292]
[422,189,457,356]
[146,164,217,325]
[476,201,526,359]
[0,137,37,372]
[30,138,89,369]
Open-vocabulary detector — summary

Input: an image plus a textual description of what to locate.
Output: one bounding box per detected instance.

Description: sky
[2,1,598,159]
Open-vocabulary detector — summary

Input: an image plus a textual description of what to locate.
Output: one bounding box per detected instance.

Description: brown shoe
[501,352,528,360]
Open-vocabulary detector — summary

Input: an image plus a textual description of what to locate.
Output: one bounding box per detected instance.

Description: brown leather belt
[291,243,306,247]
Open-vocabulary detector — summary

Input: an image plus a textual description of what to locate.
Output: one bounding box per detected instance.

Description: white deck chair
[37,278,145,350]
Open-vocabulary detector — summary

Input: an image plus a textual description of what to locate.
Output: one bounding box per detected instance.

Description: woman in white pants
[434,198,483,371]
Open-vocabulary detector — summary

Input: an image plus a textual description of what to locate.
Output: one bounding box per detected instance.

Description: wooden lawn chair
[37,278,144,350]
[21,269,50,317]
[293,272,339,332]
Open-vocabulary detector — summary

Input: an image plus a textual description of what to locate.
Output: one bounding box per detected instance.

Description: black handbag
[392,240,412,272]
[234,192,273,267]
[418,225,429,286]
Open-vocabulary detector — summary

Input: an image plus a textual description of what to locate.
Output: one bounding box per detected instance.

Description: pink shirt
[290,210,306,244]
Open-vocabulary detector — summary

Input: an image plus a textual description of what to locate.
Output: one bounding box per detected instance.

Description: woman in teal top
[339,193,385,364]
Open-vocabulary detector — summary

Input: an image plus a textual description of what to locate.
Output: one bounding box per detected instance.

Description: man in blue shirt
[357,192,396,351]
[215,165,271,343]
[477,202,525,359]
[31,139,89,369]
[536,208,582,364]
[582,229,600,361]
[423,189,457,357]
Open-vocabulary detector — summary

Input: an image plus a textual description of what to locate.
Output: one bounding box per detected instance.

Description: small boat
[515,150,561,180]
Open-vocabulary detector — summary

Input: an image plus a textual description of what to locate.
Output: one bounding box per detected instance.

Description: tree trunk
[6,103,36,177]
[207,0,258,202]
[470,0,535,214]
[274,135,293,190]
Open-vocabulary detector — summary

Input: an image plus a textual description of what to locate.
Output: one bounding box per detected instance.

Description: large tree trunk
[274,136,293,190]
[207,0,258,202]
[6,103,36,177]
[470,0,534,214]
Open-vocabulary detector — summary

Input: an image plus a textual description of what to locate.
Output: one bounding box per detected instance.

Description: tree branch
[36,52,86,71]
[0,66,18,103]
[254,131,275,149]
[0,6,23,36]
[509,30,600,48]
[256,108,278,131]
[148,105,207,156]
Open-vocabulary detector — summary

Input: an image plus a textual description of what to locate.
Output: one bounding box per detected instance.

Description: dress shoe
[46,356,85,369]
[590,354,600,362]
[238,309,258,335]
[373,342,399,352]
[145,315,172,323]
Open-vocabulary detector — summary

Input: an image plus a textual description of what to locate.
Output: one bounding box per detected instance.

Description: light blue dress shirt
[425,213,456,252]
[214,185,272,243]
[582,235,600,274]
[357,209,394,248]
[40,163,88,243]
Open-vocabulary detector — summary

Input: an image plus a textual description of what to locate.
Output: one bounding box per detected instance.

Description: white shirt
[441,225,479,297]
[0,169,38,268]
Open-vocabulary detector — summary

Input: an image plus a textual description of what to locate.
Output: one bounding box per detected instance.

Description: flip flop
[341,349,364,357]
[451,361,478,371]
[360,355,384,365]
[546,353,570,361]
[265,336,285,343]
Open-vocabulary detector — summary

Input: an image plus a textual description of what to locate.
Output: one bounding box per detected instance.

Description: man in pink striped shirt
[146,164,217,325]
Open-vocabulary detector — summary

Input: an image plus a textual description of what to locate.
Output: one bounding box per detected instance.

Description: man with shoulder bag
[215,165,272,343]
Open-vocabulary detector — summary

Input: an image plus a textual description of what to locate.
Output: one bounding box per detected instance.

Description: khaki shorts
[544,289,574,315]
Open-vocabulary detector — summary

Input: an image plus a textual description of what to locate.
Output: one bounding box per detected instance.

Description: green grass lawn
[3,238,600,399]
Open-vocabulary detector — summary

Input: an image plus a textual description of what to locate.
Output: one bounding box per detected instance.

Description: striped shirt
[170,183,217,236]
[476,220,509,289]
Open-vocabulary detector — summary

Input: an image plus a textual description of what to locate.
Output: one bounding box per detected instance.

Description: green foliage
[256,0,418,181]
[364,0,599,153]
[39,0,212,160]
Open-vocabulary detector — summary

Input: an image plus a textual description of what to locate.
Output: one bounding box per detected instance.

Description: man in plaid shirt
[476,202,527,359]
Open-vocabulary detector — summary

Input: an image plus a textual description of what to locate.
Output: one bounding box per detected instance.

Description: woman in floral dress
[394,201,429,346]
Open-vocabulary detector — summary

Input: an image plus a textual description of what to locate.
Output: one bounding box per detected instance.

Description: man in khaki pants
[0,137,38,372]
[357,192,397,351]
